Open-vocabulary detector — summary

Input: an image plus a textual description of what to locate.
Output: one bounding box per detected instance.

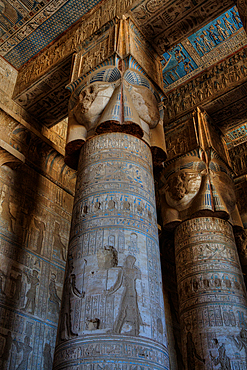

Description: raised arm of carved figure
[106,267,123,295]
[71,274,85,298]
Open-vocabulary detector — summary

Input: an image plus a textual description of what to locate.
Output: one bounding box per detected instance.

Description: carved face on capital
[70,82,116,131]
[168,171,188,201]
[78,85,99,113]
[163,169,202,211]
[128,85,160,128]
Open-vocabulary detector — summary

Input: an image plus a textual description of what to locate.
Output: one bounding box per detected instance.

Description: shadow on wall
[0,129,75,369]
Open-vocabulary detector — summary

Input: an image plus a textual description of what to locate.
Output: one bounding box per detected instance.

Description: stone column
[53,17,169,370]
[175,217,247,370]
[53,133,169,369]
[160,108,247,369]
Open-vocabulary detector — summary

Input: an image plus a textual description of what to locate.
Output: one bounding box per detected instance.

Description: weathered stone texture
[0,97,75,370]
[53,133,169,369]
[0,57,17,98]
[175,217,247,370]
[0,162,73,369]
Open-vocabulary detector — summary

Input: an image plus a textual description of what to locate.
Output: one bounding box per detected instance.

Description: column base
[53,335,170,370]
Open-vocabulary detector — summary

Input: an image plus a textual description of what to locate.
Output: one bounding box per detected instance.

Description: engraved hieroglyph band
[53,133,169,369]
[175,217,247,369]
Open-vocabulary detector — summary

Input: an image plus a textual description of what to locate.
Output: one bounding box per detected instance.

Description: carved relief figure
[186,326,205,370]
[27,215,45,254]
[23,270,39,314]
[43,343,53,370]
[0,269,6,296]
[53,223,67,261]
[13,336,32,370]
[106,255,142,335]
[10,271,22,302]
[210,344,231,370]
[59,256,86,340]
[0,331,12,369]
[0,189,15,233]
[228,328,247,365]
[48,273,61,317]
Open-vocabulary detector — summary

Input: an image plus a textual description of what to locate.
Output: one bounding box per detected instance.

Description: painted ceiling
[0,0,102,68]
[0,0,234,69]
[2,0,247,146]
[161,6,247,91]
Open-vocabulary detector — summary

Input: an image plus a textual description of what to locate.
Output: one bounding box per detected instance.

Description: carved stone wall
[175,217,247,370]
[0,75,75,368]
[53,132,169,369]
[0,57,18,97]
[0,162,73,369]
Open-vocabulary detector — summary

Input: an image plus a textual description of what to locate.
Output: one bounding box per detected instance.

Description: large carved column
[160,108,247,369]
[53,18,170,370]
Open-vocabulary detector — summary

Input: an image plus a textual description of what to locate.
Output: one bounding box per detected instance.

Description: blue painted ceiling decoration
[162,6,247,92]
[162,45,198,86]
[225,123,247,149]
[0,0,103,69]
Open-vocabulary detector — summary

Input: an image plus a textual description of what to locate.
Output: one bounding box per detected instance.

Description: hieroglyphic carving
[163,47,247,123]
[14,0,139,95]
[53,133,169,369]
[153,1,235,52]
[130,0,234,53]
[237,0,247,31]
[0,149,73,369]
[229,139,247,175]
[164,117,199,161]
[129,19,163,89]
[53,336,170,370]
[72,27,115,82]
[175,218,247,369]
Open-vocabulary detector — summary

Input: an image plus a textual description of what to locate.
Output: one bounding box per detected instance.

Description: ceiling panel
[161,6,247,91]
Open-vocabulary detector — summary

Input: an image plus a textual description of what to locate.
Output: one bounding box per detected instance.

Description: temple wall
[0,163,73,369]
[0,57,18,97]
[0,58,75,369]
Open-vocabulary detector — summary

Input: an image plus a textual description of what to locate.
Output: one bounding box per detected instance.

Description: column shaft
[175,217,247,370]
[53,132,169,369]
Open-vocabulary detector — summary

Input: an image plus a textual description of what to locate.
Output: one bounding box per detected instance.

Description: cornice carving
[163,47,247,125]
[13,0,139,97]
